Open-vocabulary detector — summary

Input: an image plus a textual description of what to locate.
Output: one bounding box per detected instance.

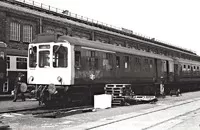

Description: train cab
[28,41,73,87]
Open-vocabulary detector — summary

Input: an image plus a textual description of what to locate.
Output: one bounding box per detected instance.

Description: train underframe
[34,80,200,107]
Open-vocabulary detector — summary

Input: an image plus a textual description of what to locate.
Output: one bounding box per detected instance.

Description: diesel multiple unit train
[27,33,200,105]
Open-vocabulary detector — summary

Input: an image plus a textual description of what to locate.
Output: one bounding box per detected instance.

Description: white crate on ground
[94,94,112,109]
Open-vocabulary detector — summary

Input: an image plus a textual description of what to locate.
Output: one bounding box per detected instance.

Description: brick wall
[0,12,6,43]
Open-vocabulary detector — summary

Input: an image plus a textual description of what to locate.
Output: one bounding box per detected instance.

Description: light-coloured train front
[28,39,75,100]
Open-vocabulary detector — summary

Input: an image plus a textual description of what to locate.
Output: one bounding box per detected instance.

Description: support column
[39,18,43,34]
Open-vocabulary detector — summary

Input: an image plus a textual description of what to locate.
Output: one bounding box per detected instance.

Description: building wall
[0,0,197,61]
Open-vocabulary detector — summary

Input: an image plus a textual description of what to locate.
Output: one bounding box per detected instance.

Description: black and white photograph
[1,0,200,129]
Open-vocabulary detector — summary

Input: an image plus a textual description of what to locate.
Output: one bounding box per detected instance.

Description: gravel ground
[0,99,38,113]
[1,91,200,130]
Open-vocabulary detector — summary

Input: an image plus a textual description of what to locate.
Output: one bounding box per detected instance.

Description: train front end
[28,40,74,105]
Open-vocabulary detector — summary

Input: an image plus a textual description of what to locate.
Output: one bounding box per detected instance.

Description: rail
[5,0,196,54]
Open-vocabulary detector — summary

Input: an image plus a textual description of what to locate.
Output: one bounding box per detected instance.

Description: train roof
[0,41,7,48]
[57,35,173,61]
[176,58,200,65]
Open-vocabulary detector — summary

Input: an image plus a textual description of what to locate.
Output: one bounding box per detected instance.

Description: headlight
[48,84,56,94]
[57,76,62,82]
[28,76,34,83]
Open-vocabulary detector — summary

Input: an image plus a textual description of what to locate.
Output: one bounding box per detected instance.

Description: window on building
[7,57,10,69]
[23,25,33,43]
[16,57,27,69]
[10,22,20,41]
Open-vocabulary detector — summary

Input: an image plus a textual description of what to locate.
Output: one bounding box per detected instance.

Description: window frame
[16,57,27,69]
[23,24,33,43]
[10,21,21,41]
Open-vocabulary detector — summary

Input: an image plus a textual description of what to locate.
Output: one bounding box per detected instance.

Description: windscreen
[39,51,50,67]
[53,45,68,68]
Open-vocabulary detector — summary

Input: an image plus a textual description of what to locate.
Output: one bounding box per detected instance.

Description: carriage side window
[149,59,153,69]
[103,53,112,70]
[134,57,141,72]
[124,56,130,69]
[188,65,191,71]
[29,46,37,68]
[75,51,81,67]
[17,57,27,69]
[116,56,120,68]
[7,57,10,69]
[87,50,98,70]
[53,45,68,68]
[144,59,149,72]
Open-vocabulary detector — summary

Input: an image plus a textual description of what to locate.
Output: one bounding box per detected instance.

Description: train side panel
[74,46,158,85]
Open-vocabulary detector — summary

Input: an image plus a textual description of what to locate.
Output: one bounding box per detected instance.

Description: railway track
[0,102,93,118]
[14,105,93,118]
[69,97,200,130]
[31,105,93,118]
